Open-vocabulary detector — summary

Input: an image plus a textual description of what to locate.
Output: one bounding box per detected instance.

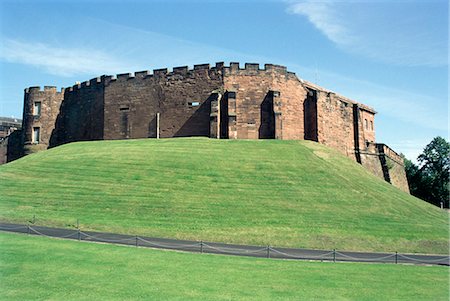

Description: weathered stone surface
[22,86,64,154]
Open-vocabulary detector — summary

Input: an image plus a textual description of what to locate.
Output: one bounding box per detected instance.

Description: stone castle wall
[103,64,223,140]
[360,142,409,193]
[50,78,105,146]
[223,63,306,140]
[3,62,409,193]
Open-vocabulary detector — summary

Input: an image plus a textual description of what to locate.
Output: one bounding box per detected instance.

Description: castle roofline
[300,79,377,114]
[21,61,377,114]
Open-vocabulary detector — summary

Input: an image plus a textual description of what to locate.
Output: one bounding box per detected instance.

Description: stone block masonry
[3,62,409,192]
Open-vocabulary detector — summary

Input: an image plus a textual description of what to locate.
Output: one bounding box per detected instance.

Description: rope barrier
[202,243,268,254]
[269,248,334,259]
[29,227,78,239]
[398,254,450,263]
[335,251,396,261]
[0,225,28,230]
[137,237,201,249]
[79,232,135,243]
[1,223,447,266]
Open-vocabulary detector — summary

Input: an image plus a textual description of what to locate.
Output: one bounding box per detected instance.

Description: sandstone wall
[360,143,385,180]
[103,64,223,140]
[317,91,355,157]
[50,79,104,147]
[223,63,306,140]
[23,87,64,154]
[380,144,410,193]
[360,109,375,144]
[360,142,409,193]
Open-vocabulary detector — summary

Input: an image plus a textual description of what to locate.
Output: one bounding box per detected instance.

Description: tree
[403,157,430,202]
[404,137,449,208]
[418,137,450,208]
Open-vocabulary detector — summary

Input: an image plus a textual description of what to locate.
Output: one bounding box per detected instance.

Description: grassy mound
[0,138,448,253]
[1,232,448,300]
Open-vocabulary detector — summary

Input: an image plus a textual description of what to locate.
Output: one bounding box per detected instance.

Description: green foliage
[1,232,448,301]
[0,138,448,254]
[404,136,450,208]
[385,158,395,170]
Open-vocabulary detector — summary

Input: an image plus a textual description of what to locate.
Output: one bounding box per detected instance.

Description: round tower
[22,86,64,155]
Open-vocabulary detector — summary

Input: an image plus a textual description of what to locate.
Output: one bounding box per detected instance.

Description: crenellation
[230,62,240,71]
[134,70,151,78]
[193,63,210,70]
[116,72,134,80]
[264,64,287,73]
[27,86,42,93]
[173,66,189,74]
[89,78,100,85]
[215,62,225,69]
[244,63,260,71]
[153,68,168,76]
[44,86,57,92]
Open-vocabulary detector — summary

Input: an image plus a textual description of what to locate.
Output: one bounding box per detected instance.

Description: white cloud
[287,0,352,46]
[0,19,266,78]
[0,38,133,76]
[286,0,448,67]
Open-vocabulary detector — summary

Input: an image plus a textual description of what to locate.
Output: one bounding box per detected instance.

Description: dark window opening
[33,102,41,116]
[220,94,229,139]
[304,88,318,141]
[259,92,275,139]
[121,111,129,138]
[33,127,40,144]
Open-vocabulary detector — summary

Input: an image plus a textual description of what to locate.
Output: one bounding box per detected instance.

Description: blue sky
[0,0,447,161]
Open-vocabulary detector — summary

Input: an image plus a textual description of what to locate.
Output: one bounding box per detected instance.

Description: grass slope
[0,138,448,253]
[0,232,448,301]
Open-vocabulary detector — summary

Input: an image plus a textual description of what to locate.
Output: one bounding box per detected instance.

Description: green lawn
[0,138,448,253]
[0,232,448,301]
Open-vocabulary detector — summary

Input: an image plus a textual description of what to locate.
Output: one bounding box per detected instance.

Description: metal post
[78,229,81,241]
[267,245,270,258]
[200,241,203,254]
[135,235,138,247]
[32,214,35,224]
[333,249,336,263]
[27,225,30,235]
[156,113,160,139]
[440,202,443,209]
[395,251,398,264]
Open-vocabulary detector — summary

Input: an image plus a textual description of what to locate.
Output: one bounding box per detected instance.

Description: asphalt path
[1,222,448,266]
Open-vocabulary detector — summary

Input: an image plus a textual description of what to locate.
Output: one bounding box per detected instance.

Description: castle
[0,62,409,192]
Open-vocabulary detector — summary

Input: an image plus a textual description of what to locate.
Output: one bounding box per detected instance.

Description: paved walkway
[0,222,448,266]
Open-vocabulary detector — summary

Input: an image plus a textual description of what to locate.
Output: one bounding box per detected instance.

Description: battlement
[67,76,105,92]
[364,142,404,165]
[76,62,293,84]
[25,86,64,94]
[223,62,289,75]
